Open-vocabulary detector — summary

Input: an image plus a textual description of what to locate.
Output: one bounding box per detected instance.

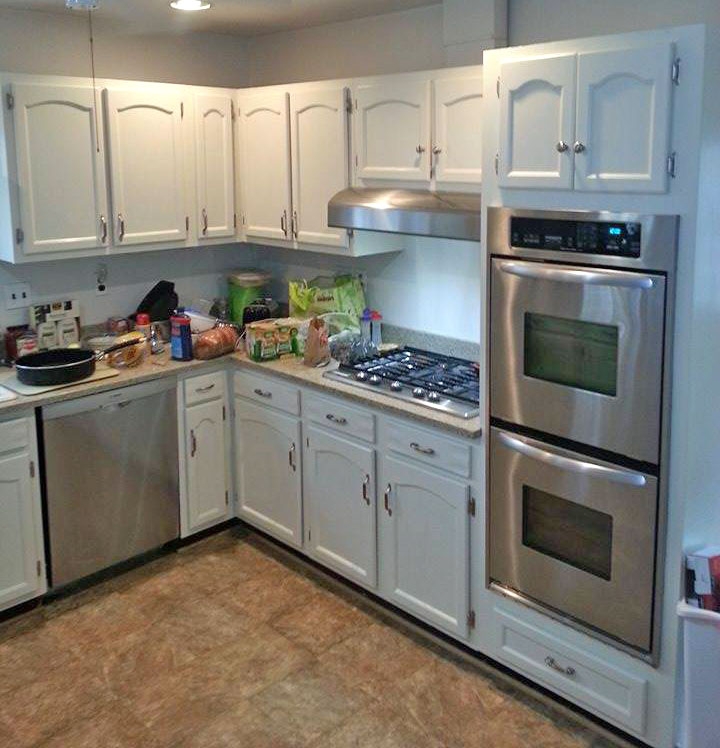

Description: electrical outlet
[4,283,31,310]
[95,263,108,295]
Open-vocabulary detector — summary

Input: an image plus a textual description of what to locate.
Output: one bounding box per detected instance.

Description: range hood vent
[328,188,481,242]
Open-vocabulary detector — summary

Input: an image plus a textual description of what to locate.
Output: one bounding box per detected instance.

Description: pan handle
[96,336,147,360]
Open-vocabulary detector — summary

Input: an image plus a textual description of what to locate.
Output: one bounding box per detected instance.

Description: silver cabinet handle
[573,141,586,154]
[362,473,371,505]
[253,388,272,399]
[117,213,125,241]
[432,146,442,155]
[326,414,348,426]
[99,214,107,243]
[292,210,298,239]
[289,442,296,471]
[201,208,208,235]
[497,260,656,290]
[190,429,197,457]
[383,483,392,516]
[281,210,288,237]
[545,656,576,677]
[555,140,569,153]
[410,442,435,456]
[196,383,215,393]
[416,144,426,154]
[497,431,647,487]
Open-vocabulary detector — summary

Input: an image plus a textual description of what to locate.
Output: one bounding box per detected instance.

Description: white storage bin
[678,601,720,748]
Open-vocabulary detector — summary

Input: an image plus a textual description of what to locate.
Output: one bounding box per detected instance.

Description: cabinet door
[185,398,229,532]
[0,450,43,610]
[304,426,376,588]
[105,88,187,246]
[290,87,349,248]
[235,398,302,548]
[575,42,674,193]
[432,77,483,186]
[355,79,431,182]
[195,93,235,239]
[379,455,470,638]
[498,54,576,189]
[238,92,291,241]
[12,83,108,254]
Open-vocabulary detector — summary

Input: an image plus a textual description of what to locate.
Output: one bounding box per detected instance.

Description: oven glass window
[524,313,619,396]
[522,486,613,580]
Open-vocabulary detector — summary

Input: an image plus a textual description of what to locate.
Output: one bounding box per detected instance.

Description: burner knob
[390,381,403,392]
[427,391,441,403]
[356,372,368,381]
[412,387,426,399]
[368,375,382,386]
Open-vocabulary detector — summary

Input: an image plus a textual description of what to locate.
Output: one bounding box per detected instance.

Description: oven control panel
[510,217,642,257]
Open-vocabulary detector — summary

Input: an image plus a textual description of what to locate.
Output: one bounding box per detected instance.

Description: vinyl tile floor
[0,527,626,748]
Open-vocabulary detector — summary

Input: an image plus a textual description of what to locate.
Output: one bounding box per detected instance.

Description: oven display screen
[510,217,641,257]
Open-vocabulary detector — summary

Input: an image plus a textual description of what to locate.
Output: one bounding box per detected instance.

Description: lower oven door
[489,427,658,653]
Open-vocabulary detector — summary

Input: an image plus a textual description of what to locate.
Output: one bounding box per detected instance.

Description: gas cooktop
[324,347,480,419]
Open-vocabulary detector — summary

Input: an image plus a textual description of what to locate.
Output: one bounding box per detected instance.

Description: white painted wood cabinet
[0,417,46,612]
[303,425,376,589]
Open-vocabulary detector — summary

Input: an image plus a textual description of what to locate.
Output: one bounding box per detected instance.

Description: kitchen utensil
[14,337,146,387]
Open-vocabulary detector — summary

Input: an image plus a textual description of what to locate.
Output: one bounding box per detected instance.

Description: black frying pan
[15,337,146,387]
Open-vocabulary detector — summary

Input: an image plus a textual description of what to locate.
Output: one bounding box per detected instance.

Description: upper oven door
[491,258,666,464]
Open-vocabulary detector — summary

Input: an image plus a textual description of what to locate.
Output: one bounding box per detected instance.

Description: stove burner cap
[368,375,382,386]
[390,381,403,392]
[356,371,368,381]
[412,387,426,399]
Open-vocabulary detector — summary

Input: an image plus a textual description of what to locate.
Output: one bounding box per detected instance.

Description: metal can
[16,332,39,358]
[170,314,193,361]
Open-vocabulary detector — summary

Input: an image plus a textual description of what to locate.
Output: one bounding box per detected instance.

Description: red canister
[170,313,193,361]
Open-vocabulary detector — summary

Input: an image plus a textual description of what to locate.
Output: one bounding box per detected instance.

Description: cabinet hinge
[36,559,42,577]
[344,89,353,114]
[494,153,499,175]
[496,76,500,98]
[181,101,184,119]
[467,609,476,629]
[185,216,190,232]
[468,496,476,517]
[671,57,681,85]
[29,460,35,479]
[667,151,677,178]
[15,227,24,245]
[5,92,14,110]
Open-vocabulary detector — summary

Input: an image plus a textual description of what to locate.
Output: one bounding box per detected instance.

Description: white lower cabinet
[234,397,302,548]
[0,417,46,611]
[304,425,376,589]
[378,453,471,639]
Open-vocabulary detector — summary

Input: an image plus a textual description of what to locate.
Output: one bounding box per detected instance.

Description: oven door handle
[497,260,655,290]
[497,431,647,487]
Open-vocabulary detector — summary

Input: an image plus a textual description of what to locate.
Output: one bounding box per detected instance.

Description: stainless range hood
[328,188,482,241]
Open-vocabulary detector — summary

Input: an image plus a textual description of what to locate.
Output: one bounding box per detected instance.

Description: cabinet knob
[416,145,426,154]
[573,141,586,154]
[555,140,569,153]
[432,146,442,155]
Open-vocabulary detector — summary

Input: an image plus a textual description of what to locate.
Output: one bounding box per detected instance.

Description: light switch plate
[4,283,31,310]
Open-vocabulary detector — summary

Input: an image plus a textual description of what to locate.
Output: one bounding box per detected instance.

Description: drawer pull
[326,413,348,426]
[544,656,576,677]
[362,473,371,505]
[253,388,272,399]
[383,483,392,516]
[196,383,216,393]
[190,430,197,457]
[289,442,297,471]
[410,442,435,456]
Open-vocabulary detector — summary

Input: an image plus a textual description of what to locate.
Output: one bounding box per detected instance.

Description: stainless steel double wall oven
[488,207,678,661]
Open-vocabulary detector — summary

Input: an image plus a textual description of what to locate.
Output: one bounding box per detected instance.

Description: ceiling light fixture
[170,0,212,11]
[65,0,99,9]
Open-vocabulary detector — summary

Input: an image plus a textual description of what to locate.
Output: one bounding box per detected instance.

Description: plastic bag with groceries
[288,275,366,321]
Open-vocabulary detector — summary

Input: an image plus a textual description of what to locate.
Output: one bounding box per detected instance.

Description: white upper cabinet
[432,77,483,186]
[11,83,109,254]
[290,87,349,248]
[498,54,577,189]
[574,42,674,193]
[355,79,432,182]
[105,87,187,246]
[238,91,291,242]
[195,92,235,240]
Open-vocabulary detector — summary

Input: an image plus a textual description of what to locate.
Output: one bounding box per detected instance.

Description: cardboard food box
[686,546,720,611]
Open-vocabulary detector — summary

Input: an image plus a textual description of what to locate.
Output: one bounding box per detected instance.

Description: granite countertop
[0,351,482,439]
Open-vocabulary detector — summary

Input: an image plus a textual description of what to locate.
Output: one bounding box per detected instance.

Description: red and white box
[686,546,720,611]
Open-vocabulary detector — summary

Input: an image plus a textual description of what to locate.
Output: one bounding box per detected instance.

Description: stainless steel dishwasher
[42,378,179,588]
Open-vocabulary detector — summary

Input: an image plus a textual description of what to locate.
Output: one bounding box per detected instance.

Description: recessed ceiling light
[170,0,212,10]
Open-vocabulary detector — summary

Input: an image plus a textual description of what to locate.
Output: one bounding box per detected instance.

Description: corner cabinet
[498,41,676,193]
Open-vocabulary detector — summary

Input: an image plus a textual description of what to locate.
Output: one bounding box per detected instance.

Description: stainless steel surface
[43,379,179,588]
[117,213,125,241]
[289,442,296,471]
[555,140,568,153]
[327,187,482,241]
[497,260,656,290]
[544,657,576,677]
[573,141,586,153]
[415,144,426,154]
[383,484,392,516]
[362,473,370,505]
[99,214,107,243]
[489,427,658,653]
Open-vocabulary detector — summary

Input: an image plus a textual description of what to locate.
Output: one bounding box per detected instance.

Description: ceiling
[0,0,440,36]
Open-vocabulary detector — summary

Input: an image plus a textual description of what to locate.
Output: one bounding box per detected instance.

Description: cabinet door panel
[380,455,470,638]
[0,450,42,609]
[195,93,235,239]
[12,83,108,254]
[305,426,376,588]
[499,55,576,189]
[575,43,674,193]
[106,88,186,246]
[235,398,302,547]
[186,399,229,532]
[238,92,291,241]
[355,80,431,182]
[290,88,349,248]
[433,77,483,186]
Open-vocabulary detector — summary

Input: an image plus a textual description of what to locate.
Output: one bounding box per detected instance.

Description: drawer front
[385,419,471,478]
[234,371,300,416]
[492,608,647,735]
[184,371,226,406]
[304,393,375,443]
[0,418,31,454]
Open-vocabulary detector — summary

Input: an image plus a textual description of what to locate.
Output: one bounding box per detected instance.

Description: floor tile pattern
[0,527,625,747]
